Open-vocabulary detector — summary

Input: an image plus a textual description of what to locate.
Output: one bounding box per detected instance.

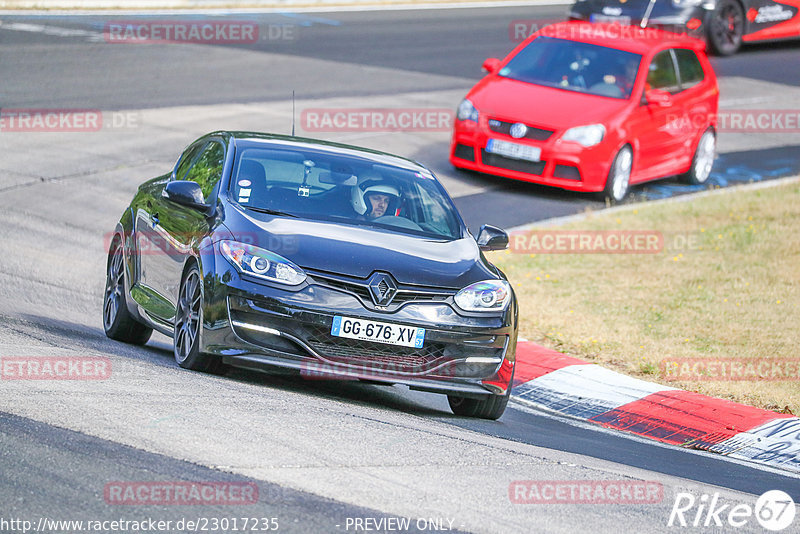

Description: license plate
[331,316,425,348]
[590,14,631,24]
[486,139,541,162]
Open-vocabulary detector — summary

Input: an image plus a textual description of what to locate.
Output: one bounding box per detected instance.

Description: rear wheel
[603,146,632,203]
[103,238,152,345]
[682,129,716,185]
[173,264,228,375]
[707,0,744,56]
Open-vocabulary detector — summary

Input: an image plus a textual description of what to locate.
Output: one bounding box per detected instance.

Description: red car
[450,22,719,201]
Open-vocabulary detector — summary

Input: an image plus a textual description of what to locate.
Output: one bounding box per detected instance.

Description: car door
[627,49,685,183]
[136,140,226,323]
[669,48,715,174]
[133,140,206,320]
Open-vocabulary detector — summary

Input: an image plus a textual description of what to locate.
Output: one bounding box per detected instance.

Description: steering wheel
[371,215,423,231]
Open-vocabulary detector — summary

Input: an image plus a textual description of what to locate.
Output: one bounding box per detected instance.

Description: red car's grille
[488,119,553,141]
[480,150,546,176]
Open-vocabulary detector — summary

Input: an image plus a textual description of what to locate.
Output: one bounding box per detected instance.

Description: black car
[569,0,800,55]
[103,131,518,419]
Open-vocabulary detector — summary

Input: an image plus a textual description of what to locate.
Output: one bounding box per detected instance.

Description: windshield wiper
[243,206,298,218]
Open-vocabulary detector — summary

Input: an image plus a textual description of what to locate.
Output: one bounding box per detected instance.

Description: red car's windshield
[499,36,642,100]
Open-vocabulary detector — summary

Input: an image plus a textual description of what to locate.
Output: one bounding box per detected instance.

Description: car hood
[469,76,631,130]
[221,208,496,289]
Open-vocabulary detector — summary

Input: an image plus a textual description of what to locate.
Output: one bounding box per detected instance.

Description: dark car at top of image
[450,22,719,202]
[103,131,517,419]
[568,0,800,55]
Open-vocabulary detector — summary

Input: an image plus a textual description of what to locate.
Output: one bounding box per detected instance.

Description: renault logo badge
[367,272,398,306]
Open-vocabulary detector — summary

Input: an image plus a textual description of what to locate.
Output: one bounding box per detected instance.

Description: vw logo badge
[510,123,528,139]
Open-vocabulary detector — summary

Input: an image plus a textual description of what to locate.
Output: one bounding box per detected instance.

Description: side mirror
[482,58,501,75]
[163,180,208,211]
[476,224,509,251]
[645,89,672,107]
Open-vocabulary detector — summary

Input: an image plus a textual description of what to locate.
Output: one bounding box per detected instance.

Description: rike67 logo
[668,490,796,531]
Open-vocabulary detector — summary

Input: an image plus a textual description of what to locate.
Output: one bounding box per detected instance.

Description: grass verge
[488,179,800,415]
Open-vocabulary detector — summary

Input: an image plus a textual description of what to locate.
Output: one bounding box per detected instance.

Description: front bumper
[200,264,517,397]
[450,118,617,193]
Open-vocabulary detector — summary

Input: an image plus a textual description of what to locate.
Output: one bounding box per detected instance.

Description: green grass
[489,180,800,414]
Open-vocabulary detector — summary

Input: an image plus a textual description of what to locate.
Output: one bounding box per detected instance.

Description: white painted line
[0,1,573,16]
[0,21,104,40]
[514,363,676,417]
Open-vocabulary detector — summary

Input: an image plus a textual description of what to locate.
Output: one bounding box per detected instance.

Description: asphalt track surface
[1,5,800,533]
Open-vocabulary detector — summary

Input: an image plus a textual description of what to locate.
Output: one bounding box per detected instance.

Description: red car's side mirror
[482,58,501,74]
[645,89,673,107]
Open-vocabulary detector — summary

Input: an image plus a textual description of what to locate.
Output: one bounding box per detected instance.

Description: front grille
[453,143,476,162]
[488,119,553,141]
[306,325,447,372]
[481,150,546,176]
[309,271,453,309]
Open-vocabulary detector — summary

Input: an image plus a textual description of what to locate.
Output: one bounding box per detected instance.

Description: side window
[173,142,205,181]
[183,141,225,202]
[646,51,679,94]
[674,49,705,89]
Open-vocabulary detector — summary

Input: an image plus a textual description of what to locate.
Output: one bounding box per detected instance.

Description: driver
[351,179,401,220]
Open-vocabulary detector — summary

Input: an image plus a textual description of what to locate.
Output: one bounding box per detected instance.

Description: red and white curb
[511,341,800,474]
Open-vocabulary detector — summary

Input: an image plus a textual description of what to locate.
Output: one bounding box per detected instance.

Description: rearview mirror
[476,224,509,251]
[645,89,672,107]
[482,58,501,75]
[163,181,209,211]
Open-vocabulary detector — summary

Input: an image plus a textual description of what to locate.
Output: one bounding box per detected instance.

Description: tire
[448,389,511,420]
[707,0,744,56]
[682,129,716,185]
[173,264,228,375]
[603,146,632,203]
[448,362,514,420]
[103,238,153,345]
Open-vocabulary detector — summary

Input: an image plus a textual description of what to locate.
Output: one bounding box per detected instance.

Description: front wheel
[103,238,152,345]
[707,0,744,56]
[173,265,227,375]
[448,389,511,420]
[682,129,716,185]
[603,146,632,203]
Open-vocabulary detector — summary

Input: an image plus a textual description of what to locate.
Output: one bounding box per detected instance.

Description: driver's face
[367,193,391,218]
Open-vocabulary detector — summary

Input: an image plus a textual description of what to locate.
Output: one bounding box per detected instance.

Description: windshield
[499,37,642,100]
[229,146,463,240]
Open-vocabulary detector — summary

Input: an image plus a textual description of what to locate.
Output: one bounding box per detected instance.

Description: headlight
[457,99,479,122]
[220,240,306,285]
[561,124,605,147]
[454,280,511,312]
